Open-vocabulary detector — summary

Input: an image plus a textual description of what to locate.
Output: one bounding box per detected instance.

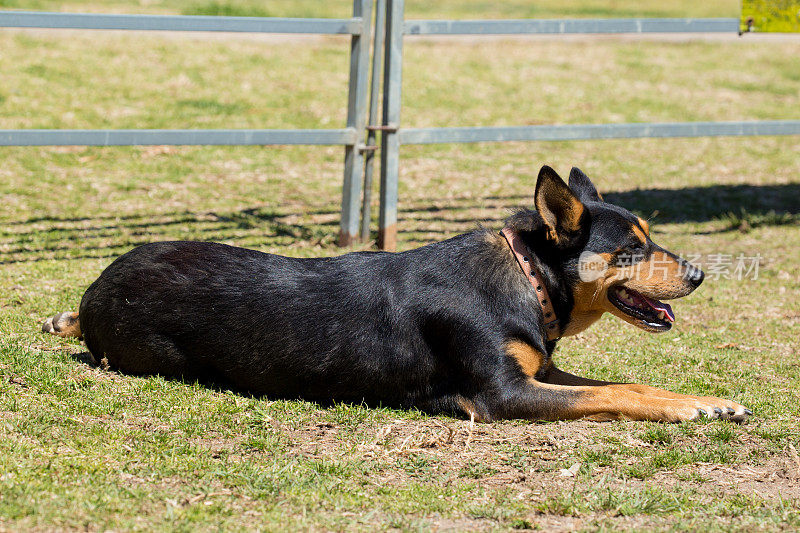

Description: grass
[1,7,800,532]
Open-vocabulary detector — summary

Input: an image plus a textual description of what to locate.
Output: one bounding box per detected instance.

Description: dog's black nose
[685,265,704,288]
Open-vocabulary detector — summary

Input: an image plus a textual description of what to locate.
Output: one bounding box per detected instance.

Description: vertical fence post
[338,0,373,247]
[378,0,404,251]
[359,0,386,242]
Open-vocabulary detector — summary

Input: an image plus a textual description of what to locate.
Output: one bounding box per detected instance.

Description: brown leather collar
[500,228,561,341]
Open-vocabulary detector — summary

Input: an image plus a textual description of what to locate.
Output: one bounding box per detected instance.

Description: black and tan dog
[42,166,750,423]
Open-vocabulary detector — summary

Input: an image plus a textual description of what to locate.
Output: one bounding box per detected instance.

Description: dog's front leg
[536,365,751,422]
[495,378,749,423]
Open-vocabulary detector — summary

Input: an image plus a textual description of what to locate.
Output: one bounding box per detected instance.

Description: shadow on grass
[68,350,438,415]
[399,183,800,240]
[71,352,97,367]
[602,183,800,223]
[2,183,798,263]
[463,183,800,223]
[69,350,265,399]
[0,207,340,264]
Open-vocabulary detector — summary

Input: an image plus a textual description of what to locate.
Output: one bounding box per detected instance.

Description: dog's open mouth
[608,286,675,331]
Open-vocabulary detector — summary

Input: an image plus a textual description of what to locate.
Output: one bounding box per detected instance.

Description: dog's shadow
[69,350,244,396]
[72,351,98,367]
[68,350,371,410]
[66,350,480,422]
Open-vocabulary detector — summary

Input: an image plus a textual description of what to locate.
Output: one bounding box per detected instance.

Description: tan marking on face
[568,250,681,334]
[624,251,693,300]
[567,229,703,334]
[636,217,650,236]
[505,340,547,377]
[568,245,698,334]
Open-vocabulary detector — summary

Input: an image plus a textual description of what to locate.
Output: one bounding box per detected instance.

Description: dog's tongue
[641,295,675,322]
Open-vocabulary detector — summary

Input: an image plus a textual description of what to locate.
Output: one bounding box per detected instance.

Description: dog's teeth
[658,311,665,320]
[619,289,628,298]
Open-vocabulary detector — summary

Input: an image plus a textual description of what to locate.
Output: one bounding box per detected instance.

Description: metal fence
[2,2,800,252]
[373,0,800,250]
[0,3,374,247]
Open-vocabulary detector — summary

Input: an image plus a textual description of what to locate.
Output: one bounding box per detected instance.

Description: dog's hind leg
[42,311,82,339]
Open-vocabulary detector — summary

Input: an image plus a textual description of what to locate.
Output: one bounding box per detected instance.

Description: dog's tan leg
[42,311,82,339]
[539,365,750,421]
[499,380,747,423]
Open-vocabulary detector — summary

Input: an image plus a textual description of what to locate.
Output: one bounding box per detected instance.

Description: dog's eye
[615,243,647,267]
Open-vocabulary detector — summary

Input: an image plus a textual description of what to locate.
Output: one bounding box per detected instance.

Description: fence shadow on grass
[603,183,800,223]
[2,183,798,263]
[399,182,800,242]
[0,206,342,264]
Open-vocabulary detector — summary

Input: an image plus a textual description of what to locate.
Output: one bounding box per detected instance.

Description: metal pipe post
[377,0,404,251]
[359,0,386,242]
[338,0,373,247]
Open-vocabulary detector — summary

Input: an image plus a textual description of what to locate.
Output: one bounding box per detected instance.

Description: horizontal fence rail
[398,121,800,144]
[404,17,740,35]
[0,129,359,146]
[0,11,363,34]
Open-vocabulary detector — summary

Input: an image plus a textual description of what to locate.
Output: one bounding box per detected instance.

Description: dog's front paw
[694,396,752,423]
[672,396,751,424]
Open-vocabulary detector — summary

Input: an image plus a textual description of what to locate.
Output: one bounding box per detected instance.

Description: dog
[42,166,751,423]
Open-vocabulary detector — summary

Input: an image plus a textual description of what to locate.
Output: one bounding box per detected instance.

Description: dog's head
[513,165,704,335]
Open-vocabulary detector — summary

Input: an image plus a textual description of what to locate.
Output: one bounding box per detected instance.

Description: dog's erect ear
[534,165,588,245]
[568,167,603,203]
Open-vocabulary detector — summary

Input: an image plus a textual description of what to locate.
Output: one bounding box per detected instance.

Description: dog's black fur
[48,166,751,423]
[79,220,549,417]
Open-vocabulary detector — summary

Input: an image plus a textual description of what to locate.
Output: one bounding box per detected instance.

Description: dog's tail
[42,311,82,339]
